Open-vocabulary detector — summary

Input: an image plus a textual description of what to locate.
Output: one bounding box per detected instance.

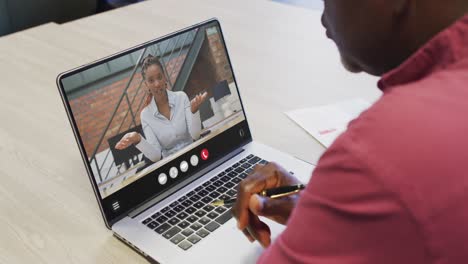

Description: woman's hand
[190,92,208,113]
[115,132,141,150]
[232,162,302,248]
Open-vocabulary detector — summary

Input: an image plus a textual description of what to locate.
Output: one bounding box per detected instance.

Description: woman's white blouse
[135,90,201,162]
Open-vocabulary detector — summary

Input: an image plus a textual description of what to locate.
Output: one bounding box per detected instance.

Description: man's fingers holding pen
[233,162,300,231]
[249,194,298,225]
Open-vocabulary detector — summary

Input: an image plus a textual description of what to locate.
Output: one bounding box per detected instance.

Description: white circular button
[190,155,199,166]
[180,161,189,172]
[169,167,178,179]
[158,173,168,185]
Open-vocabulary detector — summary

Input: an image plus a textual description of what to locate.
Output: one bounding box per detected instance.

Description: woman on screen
[115,55,208,162]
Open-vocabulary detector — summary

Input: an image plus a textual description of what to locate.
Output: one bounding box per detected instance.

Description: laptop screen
[57,20,251,224]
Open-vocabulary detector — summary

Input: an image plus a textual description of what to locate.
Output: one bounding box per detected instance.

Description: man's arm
[257,138,427,264]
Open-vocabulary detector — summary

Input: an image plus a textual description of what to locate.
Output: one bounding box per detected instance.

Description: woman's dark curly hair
[141,54,164,80]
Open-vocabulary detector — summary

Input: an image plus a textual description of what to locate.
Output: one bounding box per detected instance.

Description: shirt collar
[150,90,176,117]
[378,14,468,92]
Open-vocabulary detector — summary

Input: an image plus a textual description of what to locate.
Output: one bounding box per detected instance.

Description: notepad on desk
[286,98,371,148]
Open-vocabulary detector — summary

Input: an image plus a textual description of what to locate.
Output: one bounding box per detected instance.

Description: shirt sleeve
[135,119,162,162]
[257,136,427,264]
[183,93,202,140]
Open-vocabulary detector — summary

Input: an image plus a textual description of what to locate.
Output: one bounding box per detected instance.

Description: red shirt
[258,14,468,264]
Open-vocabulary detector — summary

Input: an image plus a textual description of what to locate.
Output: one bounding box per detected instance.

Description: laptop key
[215,207,227,214]
[169,201,178,207]
[165,210,177,218]
[248,157,261,164]
[170,234,185,245]
[218,194,230,201]
[189,194,201,202]
[198,217,211,225]
[217,186,228,193]
[163,226,182,239]
[238,173,248,179]
[182,228,194,237]
[207,212,219,219]
[220,176,230,182]
[151,212,161,219]
[205,221,220,232]
[178,221,190,229]
[156,216,168,224]
[246,154,254,159]
[196,229,210,238]
[193,202,205,209]
[181,200,193,207]
[143,218,152,225]
[178,196,187,202]
[234,167,244,173]
[232,162,240,168]
[185,207,196,214]
[224,182,235,189]
[215,210,233,225]
[168,218,180,225]
[240,158,248,163]
[212,180,223,187]
[190,223,203,231]
[176,212,189,220]
[231,177,242,184]
[205,185,216,192]
[201,197,212,204]
[187,235,201,244]
[227,172,238,177]
[203,204,215,212]
[187,191,196,197]
[173,205,185,212]
[241,163,251,169]
[147,221,158,229]
[155,223,171,234]
[225,167,233,173]
[178,240,192,251]
[186,215,199,223]
[195,210,207,217]
[208,191,221,199]
[218,171,226,176]
[227,189,237,196]
[259,159,268,165]
[197,190,209,197]
[202,181,211,187]
[195,186,203,192]
[161,207,170,213]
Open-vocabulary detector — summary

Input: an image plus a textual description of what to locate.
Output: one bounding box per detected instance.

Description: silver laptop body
[57,18,314,264]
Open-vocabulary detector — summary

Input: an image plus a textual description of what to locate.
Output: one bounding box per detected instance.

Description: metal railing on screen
[88,29,202,183]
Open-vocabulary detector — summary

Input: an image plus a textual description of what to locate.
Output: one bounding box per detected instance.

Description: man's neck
[393,2,468,73]
[417,2,467,44]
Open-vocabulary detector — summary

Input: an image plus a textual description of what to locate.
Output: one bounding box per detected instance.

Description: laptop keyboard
[141,154,267,251]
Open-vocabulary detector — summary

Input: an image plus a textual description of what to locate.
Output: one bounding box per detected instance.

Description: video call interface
[62,24,245,199]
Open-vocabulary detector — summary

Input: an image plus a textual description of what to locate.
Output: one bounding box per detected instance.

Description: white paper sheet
[286,98,371,148]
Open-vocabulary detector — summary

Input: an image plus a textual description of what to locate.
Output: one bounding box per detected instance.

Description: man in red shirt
[233,1,468,263]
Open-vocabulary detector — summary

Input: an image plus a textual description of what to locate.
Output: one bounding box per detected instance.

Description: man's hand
[115,132,141,150]
[232,162,301,248]
[190,92,208,113]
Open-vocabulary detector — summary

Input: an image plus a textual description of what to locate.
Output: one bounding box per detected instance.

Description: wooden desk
[0,0,380,263]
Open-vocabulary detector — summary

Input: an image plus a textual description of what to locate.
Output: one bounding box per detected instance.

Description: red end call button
[201,149,209,161]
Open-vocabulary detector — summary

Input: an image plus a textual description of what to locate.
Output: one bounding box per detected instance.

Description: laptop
[56,18,314,263]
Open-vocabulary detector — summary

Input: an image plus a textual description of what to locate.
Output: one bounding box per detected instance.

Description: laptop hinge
[127,146,246,218]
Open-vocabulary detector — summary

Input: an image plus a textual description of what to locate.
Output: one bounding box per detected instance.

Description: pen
[210,184,306,207]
